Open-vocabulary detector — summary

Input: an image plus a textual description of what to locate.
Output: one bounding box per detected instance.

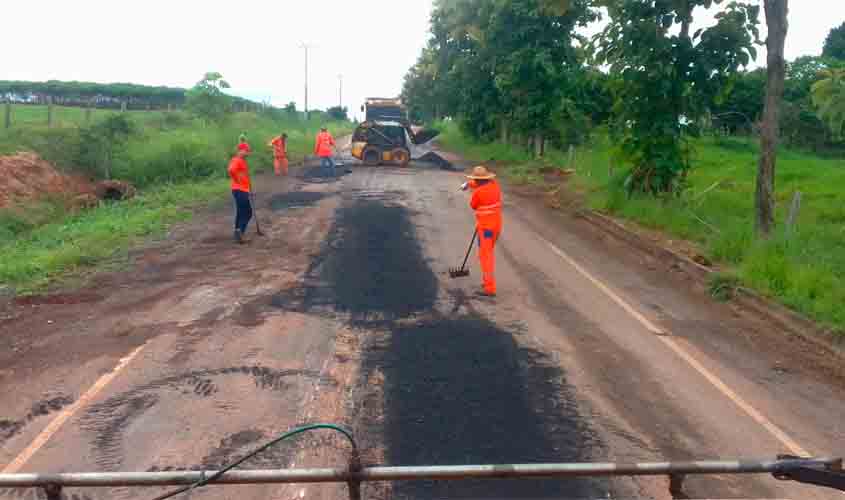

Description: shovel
[449,229,477,278]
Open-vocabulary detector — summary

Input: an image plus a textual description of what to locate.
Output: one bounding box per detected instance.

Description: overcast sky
[1,1,843,120]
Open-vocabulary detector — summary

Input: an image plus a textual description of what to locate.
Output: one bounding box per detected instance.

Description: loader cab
[351,120,412,167]
[362,98,408,124]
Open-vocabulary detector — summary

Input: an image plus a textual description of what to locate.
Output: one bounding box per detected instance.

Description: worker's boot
[234,229,244,244]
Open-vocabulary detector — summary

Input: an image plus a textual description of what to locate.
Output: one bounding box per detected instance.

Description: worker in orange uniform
[228,143,252,244]
[268,133,289,176]
[238,133,250,151]
[461,165,502,296]
[314,126,336,177]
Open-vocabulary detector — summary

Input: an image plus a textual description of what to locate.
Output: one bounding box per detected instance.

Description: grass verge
[1,107,353,292]
[437,121,845,334]
[0,178,226,293]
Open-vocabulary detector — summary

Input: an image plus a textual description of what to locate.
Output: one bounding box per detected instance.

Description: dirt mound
[0,153,94,209]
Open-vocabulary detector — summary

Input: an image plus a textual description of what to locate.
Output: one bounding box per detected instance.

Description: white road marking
[542,238,810,457]
[2,343,147,473]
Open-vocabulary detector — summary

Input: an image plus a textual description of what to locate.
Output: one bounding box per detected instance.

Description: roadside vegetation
[405,2,845,333]
[439,122,845,330]
[1,73,352,292]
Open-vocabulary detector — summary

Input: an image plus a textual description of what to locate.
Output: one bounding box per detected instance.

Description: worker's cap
[466,165,496,180]
[320,125,327,131]
[237,143,252,153]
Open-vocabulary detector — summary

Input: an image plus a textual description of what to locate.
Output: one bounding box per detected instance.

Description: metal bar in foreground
[0,458,839,488]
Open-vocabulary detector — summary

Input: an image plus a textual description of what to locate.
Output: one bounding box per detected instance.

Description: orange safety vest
[470,180,502,230]
[228,156,250,192]
[314,131,335,157]
[271,136,287,158]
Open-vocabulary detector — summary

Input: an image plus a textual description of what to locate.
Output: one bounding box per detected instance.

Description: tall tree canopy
[403,0,599,148]
[185,72,233,124]
[594,0,760,193]
[823,22,845,60]
[812,68,845,138]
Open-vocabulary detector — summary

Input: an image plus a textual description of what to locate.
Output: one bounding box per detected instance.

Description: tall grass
[0,106,353,291]
[438,121,845,333]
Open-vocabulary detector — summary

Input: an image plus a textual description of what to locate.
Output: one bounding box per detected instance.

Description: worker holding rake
[268,133,289,176]
[461,165,502,296]
[228,143,253,244]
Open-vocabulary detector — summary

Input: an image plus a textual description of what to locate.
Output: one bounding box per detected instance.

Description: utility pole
[338,74,343,109]
[300,43,312,121]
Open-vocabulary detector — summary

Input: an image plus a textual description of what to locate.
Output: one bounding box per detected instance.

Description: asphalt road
[0,146,843,500]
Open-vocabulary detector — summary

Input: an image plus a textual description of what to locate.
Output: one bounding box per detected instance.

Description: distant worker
[269,133,289,176]
[314,126,336,177]
[228,143,252,244]
[461,166,502,296]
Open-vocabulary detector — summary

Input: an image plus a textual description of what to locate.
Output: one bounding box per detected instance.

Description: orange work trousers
[274,157,289,176]
[477,226,500,294]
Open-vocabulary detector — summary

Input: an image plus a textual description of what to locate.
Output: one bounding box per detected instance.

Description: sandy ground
[0,143,843,500]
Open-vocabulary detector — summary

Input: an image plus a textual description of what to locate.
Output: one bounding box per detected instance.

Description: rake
[449,229,477,278]
[250,193,264,236]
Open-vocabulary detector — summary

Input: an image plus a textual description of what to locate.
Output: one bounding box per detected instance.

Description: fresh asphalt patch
[269,191,327,211]
[270,186,608,498]
[271,193,438,323]
[358,316,608,499]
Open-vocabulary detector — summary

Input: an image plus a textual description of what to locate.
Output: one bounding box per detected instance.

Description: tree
[755,0,789,238]
[326,106,349,121]
[712,68,766,134]
[403,0,596,151]
[185,72,233,124]
[823,22,845,60]
[284,102,297,113]
[78,114,134,179]
[811,68,845,138]
[595,0,761,194]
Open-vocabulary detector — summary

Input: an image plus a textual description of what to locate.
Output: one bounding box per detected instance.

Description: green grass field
[437,122,845,333]
[4,104,139,129]
[0,105,353,292]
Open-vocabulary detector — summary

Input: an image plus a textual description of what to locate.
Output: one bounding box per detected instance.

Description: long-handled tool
[449,229,477,278]
[250,193,264,236]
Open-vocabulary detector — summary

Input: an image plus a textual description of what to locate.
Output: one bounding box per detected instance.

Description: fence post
[786,191,802,236]
[47,97,54,128]
[4,101,10,129]
[121,101,127,113]
[568,145,575,169]
[85,101,93,124]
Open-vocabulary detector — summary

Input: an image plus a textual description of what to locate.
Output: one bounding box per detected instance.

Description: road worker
[238,133,250,151]
[268,133,289,176]
[461,165,502,296]
[314,126,336,177]
[228,143,252,244]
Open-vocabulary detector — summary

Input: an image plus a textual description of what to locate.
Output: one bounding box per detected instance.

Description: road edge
[577,209,845,359]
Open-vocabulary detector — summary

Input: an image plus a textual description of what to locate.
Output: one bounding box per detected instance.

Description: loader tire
[362,147,381,166]
[392,148,411,167]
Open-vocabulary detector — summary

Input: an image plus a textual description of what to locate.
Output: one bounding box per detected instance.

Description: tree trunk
[756,0,789,238]
[47,97,54,128]
[500,118,509,144]
[533,134,544,158]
